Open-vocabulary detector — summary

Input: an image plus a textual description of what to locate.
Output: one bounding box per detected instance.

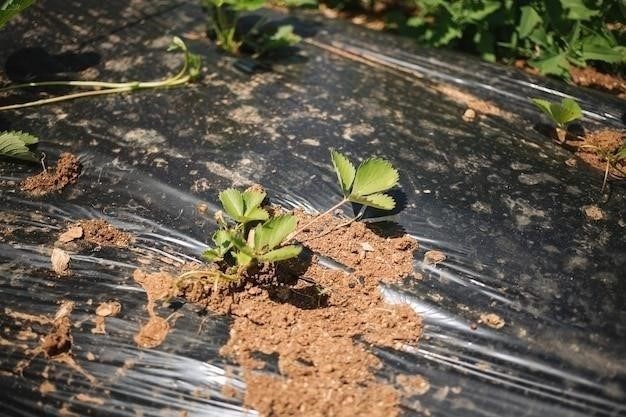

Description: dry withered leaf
[58,226,84,243]
[51,248,71,276]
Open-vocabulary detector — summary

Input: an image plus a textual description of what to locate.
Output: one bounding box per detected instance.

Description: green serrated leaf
[330,149,356,195]
[0,130,39,162]
[517,6,542,39]
[234,250,253,267]
[253,215,297,253]
[351,157,399,197]
[350,193,396,210]
[219,188,245,220]
[242,189,266,215]
[202,248,223,262]
[258,245,302,262]
[531,98,554,119]
[551,98,582,126]
[0,0,35,28]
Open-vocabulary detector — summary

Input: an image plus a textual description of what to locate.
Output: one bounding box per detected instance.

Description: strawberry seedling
[531,97,583,141]
[291,149,400,239]
[177,187,301,291]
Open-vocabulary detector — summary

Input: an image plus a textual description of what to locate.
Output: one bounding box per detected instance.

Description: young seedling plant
[531,97,583,142]
[0,37,201,111]
[176,187,302,292]
[178,149,400,293]
[290,149,399,240]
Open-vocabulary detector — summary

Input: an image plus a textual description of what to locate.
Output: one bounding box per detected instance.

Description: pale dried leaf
[58,226,84,243]
[51,248,71,276]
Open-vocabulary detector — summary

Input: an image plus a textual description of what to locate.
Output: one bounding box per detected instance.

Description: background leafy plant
[0,0,36,28]
[390,0,625,79]
[0,130,39,162]
[201,0,312,54]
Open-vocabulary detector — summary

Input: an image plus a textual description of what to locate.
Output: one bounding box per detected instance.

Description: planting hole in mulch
[20,152,82,197]
[134,211,423,417]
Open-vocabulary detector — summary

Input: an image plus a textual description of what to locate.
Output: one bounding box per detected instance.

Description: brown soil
[132,270,172,348]
[58,219,132,248]
[20,153,82,197]
[570,67,626,99]
[433,84,516,121]
[564,129,625,179]
[154,211,425,417]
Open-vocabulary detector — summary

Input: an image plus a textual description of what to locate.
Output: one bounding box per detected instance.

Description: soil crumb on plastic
[59,219,132,247]
[92,301,122,335]
[396,374,430,396]
[434,84,515,121]
[132,270,173,348]
[583,205,606,221]
[20,153,82,197]
[423,250,446,265]
[479,313,505,329]
[172,211,422,417]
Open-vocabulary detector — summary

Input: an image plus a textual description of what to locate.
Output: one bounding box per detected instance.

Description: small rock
[583,205,605,221]
[462,108,476,122]
[423,250,446,265]
[95,301,122,317]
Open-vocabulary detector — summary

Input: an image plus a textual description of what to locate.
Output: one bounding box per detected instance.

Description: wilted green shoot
[291,149,399,239]
[0,37,201,111]
[0,130,39,162]
[531,97,583,130]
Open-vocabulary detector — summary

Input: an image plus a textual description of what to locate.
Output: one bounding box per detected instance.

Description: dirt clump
[169,211,423,417]
[58,219,132,248]
[20,153,82,197]
[568,129,625,178]
[132,270,173,348]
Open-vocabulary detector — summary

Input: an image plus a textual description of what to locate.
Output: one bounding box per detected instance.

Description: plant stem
[288,198,348,241]
[0,75,190,111]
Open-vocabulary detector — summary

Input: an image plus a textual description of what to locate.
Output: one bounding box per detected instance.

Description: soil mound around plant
[20,152,82,197]
[566,129,625,178]
[164,211,423,417]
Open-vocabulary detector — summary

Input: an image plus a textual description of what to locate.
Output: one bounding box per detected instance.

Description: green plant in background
[201,0,312,55]
[394,0,625,79]
[531,97,583,130]
[177,187,301,290]
[0,130,39,162]
[0,0,36,28]
[0,36,201,110]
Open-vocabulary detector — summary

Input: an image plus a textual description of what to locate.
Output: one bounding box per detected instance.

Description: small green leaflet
[218,188,269,223]
[0,0,35,28]
[330,149,399,210]
[253,215,297,253]
[531,97,582,127]
[0,130,39,162]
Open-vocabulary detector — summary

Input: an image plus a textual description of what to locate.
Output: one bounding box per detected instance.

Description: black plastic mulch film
[0,1,624,416]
